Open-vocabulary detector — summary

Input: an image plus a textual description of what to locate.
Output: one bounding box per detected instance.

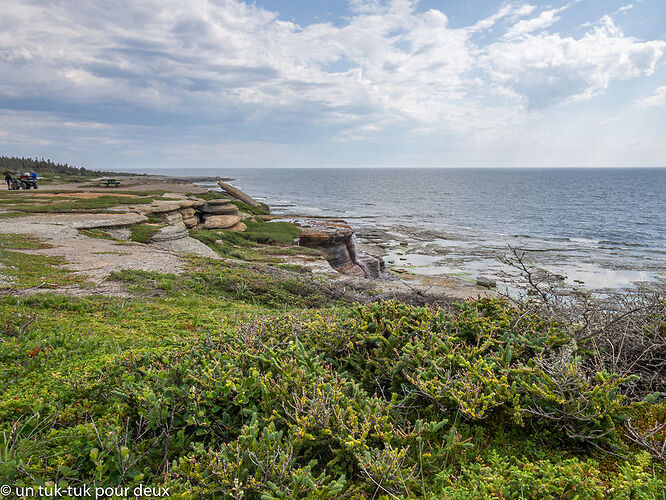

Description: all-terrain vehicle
[10,174,38,190]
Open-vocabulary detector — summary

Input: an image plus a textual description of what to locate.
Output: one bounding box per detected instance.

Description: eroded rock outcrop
[299,224,388,279]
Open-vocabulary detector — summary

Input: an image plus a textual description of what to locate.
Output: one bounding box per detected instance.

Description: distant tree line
[0,156,118,176]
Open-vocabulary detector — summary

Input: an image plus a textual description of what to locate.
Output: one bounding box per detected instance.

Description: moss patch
[129,224,161,243]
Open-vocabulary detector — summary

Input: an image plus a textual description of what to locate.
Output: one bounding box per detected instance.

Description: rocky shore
[0,174,497,301]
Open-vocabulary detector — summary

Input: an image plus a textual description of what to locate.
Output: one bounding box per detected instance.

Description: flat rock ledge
[70,213,148,229]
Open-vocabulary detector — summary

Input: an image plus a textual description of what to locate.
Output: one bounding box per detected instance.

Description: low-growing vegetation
[190,223,317,263]
[0,233,84,289]
[0,169,663,498]
[229,200,271,216]
[3,195,153,214]
[241,220,302,245]
[129,224,161,243]
[0,252,663,497]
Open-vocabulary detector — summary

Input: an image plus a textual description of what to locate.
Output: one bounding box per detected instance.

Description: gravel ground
[0,213,190,296]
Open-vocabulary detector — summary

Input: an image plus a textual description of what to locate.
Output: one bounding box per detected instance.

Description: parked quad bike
[9,176,38,190]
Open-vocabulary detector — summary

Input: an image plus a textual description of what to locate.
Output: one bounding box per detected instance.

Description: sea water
[128,167,665,290]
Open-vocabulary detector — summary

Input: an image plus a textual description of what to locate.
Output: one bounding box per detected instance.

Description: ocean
[129,167,666,290]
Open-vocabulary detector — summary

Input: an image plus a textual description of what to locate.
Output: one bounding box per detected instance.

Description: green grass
[0,233,51,250]
[145,212,163,223]
[230,199,271,215]
[190,220,321,266]
[0,211,31,219]
[129,223,161,243]
[6,195,154,213]
[189,227,316,263]
[188,229,278,262]
[262,245,323,257]
[240,219,301,245]
[0,191,182,214]
[196,191,232,201]
[274,263,305,272]
[0,233,84,289]
[110,257,341,309]
[77,228,117,240]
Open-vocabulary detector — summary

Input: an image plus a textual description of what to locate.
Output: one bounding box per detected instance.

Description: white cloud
[483,16,666,108]
[503,6,567,39]
[469,3,537,32]
[637,85,666,107]
[0,0,664,164]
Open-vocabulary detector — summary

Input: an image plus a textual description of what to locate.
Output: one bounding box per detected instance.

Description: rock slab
[203,214,242,229]
[218,180,262,208]
[200,204,240,215]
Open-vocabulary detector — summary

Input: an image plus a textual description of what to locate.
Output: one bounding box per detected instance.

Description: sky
[1,0,665,169]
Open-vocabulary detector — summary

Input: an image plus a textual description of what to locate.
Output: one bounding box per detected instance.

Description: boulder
[147,201,185,213]
[200,203,240,215]
[299,225,388,280]
[180,208,196,218]
[177,199,203,209]
[476,277,497,288]
[182,216,199,228]
[203,214,242,229]
[356,253,386,279]
[161,212,183,225]
[218,180,262,207]
[299,227,353,247]
[225,222,247,232]
[185,198,207,208]
[151,223,188,242]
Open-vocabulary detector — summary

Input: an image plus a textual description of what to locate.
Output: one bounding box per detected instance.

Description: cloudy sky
[1,0,665,169]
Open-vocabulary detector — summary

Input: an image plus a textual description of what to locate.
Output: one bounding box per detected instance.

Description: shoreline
[0,172,494,302]
[191,168,665,293]
[3,171,661,300]
[239,205,665,295]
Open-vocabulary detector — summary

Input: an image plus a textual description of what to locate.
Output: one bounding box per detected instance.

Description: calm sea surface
[130,167,665,289]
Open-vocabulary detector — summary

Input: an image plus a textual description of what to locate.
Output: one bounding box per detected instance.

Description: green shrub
[0,293,663,497]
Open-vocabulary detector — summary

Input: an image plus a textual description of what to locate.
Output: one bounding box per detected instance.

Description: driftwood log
[218,180,261,207]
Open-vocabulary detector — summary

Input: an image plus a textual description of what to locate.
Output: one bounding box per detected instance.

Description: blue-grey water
[129,167,665,289]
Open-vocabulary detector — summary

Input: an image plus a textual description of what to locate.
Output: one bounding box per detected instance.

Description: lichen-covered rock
[180,208,196,218]
[203,214,241,229]
[200,204,240,215]
[161,212,183,225]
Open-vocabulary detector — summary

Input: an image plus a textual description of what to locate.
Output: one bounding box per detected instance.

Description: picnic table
[102,179,120,187]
